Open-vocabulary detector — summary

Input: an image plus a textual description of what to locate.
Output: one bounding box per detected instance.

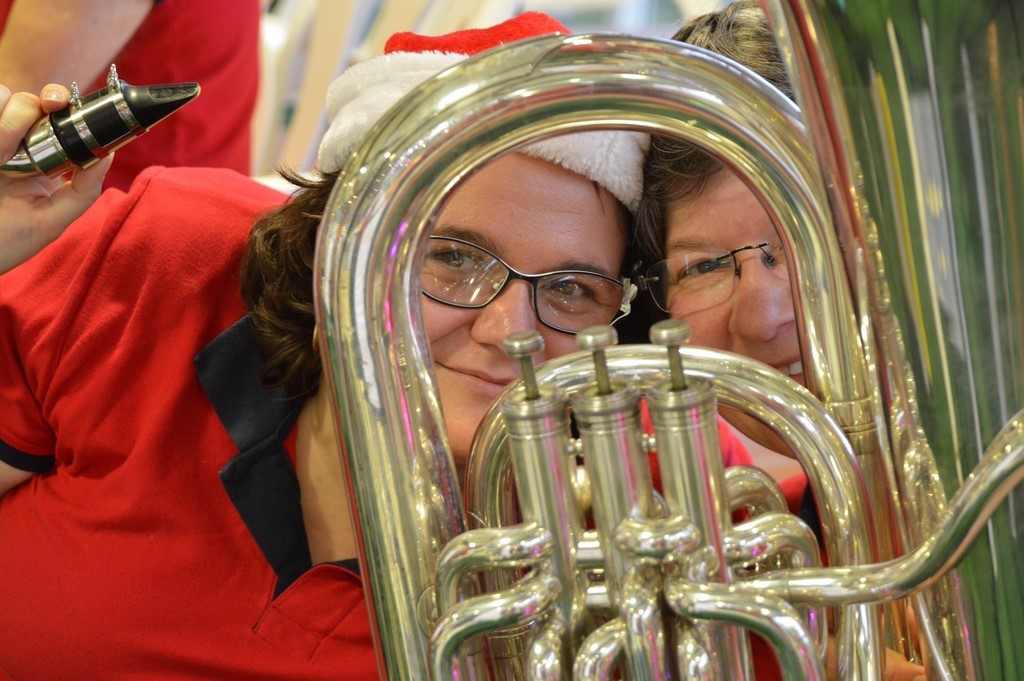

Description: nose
[727,259,796,344]
[470,280,539,348]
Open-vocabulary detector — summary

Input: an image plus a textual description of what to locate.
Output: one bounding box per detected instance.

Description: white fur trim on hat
[523,131,649,214]
[317,52,465,173]
[317,51,649,213]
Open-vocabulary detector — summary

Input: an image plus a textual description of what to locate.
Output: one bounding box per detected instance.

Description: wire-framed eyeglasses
[422,236,634,334]
[636,241,787,315]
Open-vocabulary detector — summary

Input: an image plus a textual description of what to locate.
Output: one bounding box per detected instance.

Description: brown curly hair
[240,169,340,399]
[634,0,793,266]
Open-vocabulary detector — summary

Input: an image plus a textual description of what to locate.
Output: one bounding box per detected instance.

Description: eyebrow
[665,235,717,254]
[665,233,783,255]
[432,225,501,253]
[431,225,618,277]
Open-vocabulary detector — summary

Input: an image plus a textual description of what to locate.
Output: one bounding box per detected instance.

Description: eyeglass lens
[422,237,626,333]
[643,242,787,315]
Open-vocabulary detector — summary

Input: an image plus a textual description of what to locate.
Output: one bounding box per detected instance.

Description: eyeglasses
[636,241,788,315]
[422,236,634,334]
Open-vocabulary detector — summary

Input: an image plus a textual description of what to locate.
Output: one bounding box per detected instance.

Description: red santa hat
[316,12,649,213]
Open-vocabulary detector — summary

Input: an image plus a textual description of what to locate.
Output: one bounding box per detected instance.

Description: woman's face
[663,167,802,382]
[661,168,800,451]
[425,153,627,464]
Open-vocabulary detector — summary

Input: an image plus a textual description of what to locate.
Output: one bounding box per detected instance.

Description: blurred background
[254,0,730,177]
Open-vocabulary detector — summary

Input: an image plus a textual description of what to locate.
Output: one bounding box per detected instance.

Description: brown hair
[635,0,793,265]
[240,169,339,398]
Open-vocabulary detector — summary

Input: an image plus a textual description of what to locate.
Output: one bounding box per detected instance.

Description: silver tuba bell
[314,1,1024,678]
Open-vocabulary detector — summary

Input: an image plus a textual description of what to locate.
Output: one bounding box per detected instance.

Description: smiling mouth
[781,360,803,377]
[439,363,514,388]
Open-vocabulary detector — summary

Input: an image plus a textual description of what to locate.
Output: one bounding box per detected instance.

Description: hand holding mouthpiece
[0,64,200,178]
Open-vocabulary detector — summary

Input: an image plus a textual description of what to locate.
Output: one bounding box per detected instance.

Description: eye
[426,243,486,270]
[544,275,595,301]
[542,273,624,311]
[682,256,731,278]
[423,240,500,295]
[428,248,464,268]
[763,241,785,268]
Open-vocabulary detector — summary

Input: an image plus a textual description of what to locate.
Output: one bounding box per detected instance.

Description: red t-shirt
[0,0,260,190]
[0,167,377,679]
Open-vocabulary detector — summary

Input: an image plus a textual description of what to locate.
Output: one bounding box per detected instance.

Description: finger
[69,154,113,198]
[883,648,927,681]
[39,84,70,113]
[0,91,43,161]
[903,602,929,666]
[39,155,112,234]
[22,155,112,255]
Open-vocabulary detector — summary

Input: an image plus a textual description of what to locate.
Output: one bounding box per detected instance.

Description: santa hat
[316,12,649,213]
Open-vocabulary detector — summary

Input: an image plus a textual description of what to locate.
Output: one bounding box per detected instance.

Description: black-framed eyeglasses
[636,241,787,315]
[422,236,635,334]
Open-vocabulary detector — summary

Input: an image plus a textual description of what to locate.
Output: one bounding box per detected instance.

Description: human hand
[884,647,926,681]
[881,603,929,681]
[826,639,926,681]
[0,83,111,274]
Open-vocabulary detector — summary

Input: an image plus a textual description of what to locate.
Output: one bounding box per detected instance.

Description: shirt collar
[195,316,310,595]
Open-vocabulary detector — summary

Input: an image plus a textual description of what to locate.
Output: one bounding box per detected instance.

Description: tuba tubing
[315,24,1024,678]
[765,1,1024,677]
[467,344,879,675]
[316,32,879,679]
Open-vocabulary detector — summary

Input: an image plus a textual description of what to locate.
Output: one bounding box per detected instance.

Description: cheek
[435,371,485,464]
[540,330,580,361]
[676,306,731,351]
[423,296,468,345]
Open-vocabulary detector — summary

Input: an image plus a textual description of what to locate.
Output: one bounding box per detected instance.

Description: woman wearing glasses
[635,3,928,680]
[420,165,635,463]
[635,1,803,471]
[638,172,801,470]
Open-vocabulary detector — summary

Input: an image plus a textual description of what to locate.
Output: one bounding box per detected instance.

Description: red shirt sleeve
[0,167,285,472]
[0,180,131,466]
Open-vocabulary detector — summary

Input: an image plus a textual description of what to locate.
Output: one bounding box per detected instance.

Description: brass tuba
[314,1,1024,678]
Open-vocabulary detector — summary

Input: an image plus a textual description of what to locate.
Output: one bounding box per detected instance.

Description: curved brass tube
[725,466,789,516]
[743,415,1024,605]
[316,9,1024,674]
[315,32,875,679]
[667,581,825,681]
